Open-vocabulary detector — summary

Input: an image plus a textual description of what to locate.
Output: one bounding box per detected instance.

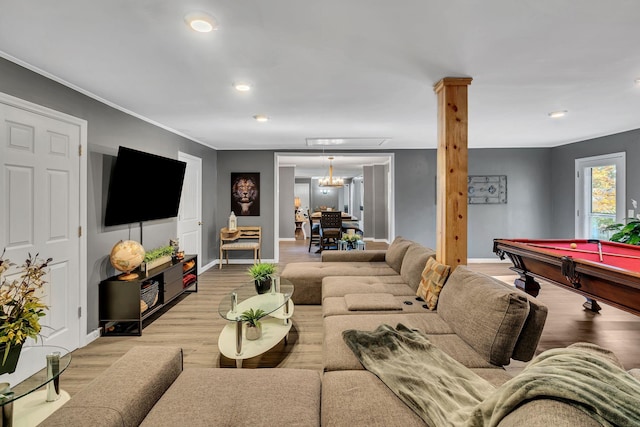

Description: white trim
[274,152,395,260]
[85,328,101,343]
[200,260,217,273]
[0,50,214,150]
[279,238,297,242]
[0,92,89,349]
[575,152,626,239]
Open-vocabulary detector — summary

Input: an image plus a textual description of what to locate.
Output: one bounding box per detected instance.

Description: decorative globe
[110,240,145,274]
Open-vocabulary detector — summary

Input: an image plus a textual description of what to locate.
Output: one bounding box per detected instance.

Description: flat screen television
[104,146,187,226]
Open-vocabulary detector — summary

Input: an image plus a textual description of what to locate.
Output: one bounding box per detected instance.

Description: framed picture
[231,172,260,216]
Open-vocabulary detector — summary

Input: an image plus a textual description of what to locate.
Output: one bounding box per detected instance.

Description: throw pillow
[416,258,451,310]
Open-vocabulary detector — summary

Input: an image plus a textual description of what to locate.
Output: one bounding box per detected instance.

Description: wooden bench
[219,226,261,269]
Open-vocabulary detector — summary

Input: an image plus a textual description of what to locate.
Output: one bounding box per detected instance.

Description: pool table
[493,238,640,316]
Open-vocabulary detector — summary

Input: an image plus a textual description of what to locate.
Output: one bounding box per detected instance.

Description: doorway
[575,152,626,239]
[0,92,87,384]
[178,152,203,270]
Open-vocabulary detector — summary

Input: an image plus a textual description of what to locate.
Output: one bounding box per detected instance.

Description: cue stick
[587,239,604,262]
[525,243,640,261]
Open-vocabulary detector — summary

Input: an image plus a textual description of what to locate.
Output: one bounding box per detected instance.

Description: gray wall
[279,166,295,239]
[550,129,640,238]
[216,151,275,259]
[0,58,218,332]
[311,178,340,210]
[468,149,552,257]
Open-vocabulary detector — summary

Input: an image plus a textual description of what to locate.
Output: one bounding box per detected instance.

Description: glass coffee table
[0,345,72,427]
[218,278,294,368]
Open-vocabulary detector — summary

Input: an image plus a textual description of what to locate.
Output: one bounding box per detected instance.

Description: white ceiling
[1,1,639,151]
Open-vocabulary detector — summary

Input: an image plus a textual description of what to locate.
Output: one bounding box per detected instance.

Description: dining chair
[319,211,342,251]
[307,209,321,252]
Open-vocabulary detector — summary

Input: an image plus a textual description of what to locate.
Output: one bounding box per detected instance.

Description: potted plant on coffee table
[240,308,266,340]
[247,263,277,294]
[0,250,50,374]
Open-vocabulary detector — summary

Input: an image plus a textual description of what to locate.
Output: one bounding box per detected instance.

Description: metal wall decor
[468,175,507,204]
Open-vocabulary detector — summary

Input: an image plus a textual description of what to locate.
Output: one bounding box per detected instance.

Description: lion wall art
[231,172,260,216]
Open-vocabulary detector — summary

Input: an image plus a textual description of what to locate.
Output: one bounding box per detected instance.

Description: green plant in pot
[240,308,266,340]
[0,250,50,374]
[602,218,640,245]
[248,263,277,294]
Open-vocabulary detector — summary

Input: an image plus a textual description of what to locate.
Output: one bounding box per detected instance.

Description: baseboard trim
[279,238,297,242]
[200,260,217,273]
[84,328,101,346]
[217,258,276,266]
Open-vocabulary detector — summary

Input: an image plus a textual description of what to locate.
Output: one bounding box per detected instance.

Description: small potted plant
[0,250,50,374]
[340,233,361,250]
[248,263,277,294]
[143,245,175,271]
[240,308,266,340]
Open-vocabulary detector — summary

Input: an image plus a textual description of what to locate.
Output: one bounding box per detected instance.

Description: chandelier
[318,156,344,187]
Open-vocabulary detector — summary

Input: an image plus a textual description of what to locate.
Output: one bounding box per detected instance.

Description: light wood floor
[59,240,640,396]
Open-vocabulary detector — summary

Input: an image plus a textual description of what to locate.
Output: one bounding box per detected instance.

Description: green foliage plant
[0,250,50,364]
[143,245,174,263]
[247,263,277,282]
[603,218,640,245]
[239,308,266,327]
[340,233,361,243]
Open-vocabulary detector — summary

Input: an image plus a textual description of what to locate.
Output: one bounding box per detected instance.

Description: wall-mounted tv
[104,146,187,226]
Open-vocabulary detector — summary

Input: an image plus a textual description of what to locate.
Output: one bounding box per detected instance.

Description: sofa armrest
[321,250,387,262]
[41,346,183,427]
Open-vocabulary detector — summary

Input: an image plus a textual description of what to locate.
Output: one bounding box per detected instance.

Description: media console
[99,255,198,336]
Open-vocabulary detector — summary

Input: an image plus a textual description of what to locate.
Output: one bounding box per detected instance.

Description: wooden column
[433,77,472,268]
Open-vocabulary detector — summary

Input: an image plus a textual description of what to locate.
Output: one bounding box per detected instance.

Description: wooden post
[433,77,472,268]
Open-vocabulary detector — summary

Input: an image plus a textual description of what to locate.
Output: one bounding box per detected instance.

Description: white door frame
[178,152,203,271]
[575,152,626,238]
[273,152,395,262]
[0,92,88,346]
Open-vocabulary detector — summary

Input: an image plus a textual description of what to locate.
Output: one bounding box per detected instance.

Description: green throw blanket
[343,324,640,427]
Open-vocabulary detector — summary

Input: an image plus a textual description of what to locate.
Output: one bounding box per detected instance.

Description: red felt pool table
[493,238,640,316]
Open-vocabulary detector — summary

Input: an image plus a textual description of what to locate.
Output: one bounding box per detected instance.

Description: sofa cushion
[385,236,413,273]
[321,250,387,262]
[323,314,480,372]
[323,295,431,317]
[322,276,412,300]
[400,244,437,291]
[40,347,183,427]
[416,257,451,310]
[322,370,425,427]
[344,293,403,311]
[438,266,530,366]
[141,368,321,426]
[281,261,398,304]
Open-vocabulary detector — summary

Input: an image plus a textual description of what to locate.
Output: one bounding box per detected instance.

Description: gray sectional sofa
[40,346,321,427]
[42,237,627,426]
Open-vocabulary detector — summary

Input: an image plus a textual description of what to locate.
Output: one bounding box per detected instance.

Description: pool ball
[570,243,577,249]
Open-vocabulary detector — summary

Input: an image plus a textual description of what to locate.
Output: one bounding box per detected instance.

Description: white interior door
[575,152,626,239]
[0,96,83,384]
[178,152,202,270]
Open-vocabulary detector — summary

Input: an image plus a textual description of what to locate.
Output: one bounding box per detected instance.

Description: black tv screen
[104,147,187,226]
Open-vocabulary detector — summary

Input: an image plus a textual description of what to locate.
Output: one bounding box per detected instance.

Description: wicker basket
[140,280,159,313]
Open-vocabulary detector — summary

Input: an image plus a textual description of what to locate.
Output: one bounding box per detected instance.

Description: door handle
[198,221,203,226]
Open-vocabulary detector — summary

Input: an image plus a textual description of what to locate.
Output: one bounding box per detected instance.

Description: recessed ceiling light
[234,82,251,92]
[253,114,269,122]
[184,12,218,33]
[548,110,568,119]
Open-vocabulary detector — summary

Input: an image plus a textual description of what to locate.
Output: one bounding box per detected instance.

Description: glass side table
[0,345,72,427]
[338,240,366,250]
[218,278,295,368]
